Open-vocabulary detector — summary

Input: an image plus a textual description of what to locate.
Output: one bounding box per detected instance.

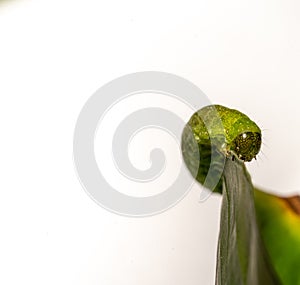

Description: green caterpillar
[181,105,262,193]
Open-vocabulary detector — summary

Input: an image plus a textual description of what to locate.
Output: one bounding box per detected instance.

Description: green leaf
[215,158,282,285]
[181,104,300,284]
[254,189,300,285]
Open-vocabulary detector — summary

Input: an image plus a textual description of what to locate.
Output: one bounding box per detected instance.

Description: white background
[1,0,300,284]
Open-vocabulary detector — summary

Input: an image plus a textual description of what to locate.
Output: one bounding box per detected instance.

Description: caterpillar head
[231,131,262,162]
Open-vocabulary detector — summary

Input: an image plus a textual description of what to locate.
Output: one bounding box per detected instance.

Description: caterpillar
[181,105,262,193]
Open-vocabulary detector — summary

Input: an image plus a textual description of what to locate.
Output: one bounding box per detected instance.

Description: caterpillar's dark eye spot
[231,132,262,162]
